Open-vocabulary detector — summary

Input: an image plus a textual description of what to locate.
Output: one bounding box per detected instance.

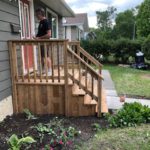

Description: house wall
[71,26,78,41]
[0,0,20,121]
[65,26,71,41]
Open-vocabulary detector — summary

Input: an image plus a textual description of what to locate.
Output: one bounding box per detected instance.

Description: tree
[113,9,136,39]
[96,6,117,31]
[136,0,150,37]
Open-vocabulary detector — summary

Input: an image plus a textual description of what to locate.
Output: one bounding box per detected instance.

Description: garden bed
[0,114,107,150]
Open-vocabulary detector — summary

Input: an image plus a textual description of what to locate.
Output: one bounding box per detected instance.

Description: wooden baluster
[85,65,88,92]
[51,43,54,82]
[19,43,24,82]
[79,59,81,89]
[99,65,102,75]
[77,42,80,56]
[25,43,30,82]
[72,53,75,83]
[12,43,18,82]
[97,77,102,117]
[92,76,94,99]
[32,43,36,82]
[44,43,48,82]
[38,43,42,82]
[15,43,19,82]
[57,43,60,82]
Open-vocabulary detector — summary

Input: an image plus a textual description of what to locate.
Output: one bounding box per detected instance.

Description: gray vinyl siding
[0,0,20,101]
[71,26,78,41]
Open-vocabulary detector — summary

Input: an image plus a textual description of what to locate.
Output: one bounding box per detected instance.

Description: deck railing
[68,41,103,74]
[8,39,103,116]
[9,40,68,84]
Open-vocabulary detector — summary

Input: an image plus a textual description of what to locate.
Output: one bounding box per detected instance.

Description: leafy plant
[8,134,36,150]
[23,109,37,120]
[91,123,101,131]
[34,117,80,149]
[106,102,150,128]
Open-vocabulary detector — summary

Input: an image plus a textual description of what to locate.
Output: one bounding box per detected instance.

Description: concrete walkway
[102,70,150,110]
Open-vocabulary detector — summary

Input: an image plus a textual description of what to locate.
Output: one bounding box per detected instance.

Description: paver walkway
[102,70,150,110]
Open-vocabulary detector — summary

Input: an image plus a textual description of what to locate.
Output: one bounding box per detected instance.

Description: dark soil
[0,114,108,150]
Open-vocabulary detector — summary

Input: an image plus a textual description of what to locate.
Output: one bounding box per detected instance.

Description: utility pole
[133,21,136,40]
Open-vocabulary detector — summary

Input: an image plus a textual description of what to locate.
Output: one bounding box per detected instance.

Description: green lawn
[103,65,150,98]
[81,124,150,150]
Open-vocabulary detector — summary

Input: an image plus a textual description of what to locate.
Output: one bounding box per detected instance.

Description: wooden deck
[16,69,108,115]
[8,40,107,117]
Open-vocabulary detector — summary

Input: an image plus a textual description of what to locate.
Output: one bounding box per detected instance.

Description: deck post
[8,41,18,114]
[64,40,69,116]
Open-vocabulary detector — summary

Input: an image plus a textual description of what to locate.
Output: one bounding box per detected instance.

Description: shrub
[107,102,150,128]
[112,38,141,63]
[81,40,111,62]
[142,35,150,60]
[81,39,142,64]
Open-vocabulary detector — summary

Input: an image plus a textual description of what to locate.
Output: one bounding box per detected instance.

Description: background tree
[96,6,117,31]
[113,9,136,39]
[136,0,150,37]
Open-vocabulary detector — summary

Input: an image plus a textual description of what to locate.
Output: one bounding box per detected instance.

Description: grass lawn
[103,64,150,98]
[81,124,150,150]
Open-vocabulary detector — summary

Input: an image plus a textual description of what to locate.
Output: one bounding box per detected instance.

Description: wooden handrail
[67,47,104,80]
[79,47,103,67]
[9,39,68,42]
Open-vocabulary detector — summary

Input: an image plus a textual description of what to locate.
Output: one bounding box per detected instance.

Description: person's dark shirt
[36,19,51,37]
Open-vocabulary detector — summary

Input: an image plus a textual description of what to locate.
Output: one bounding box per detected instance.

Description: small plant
[91,123,101,131]
[8,134,36,150]
[23,109,37,120]
[107,102,150,128]
[34,117,80,149]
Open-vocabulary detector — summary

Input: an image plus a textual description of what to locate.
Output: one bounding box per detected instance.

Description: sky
[65,0,144,28]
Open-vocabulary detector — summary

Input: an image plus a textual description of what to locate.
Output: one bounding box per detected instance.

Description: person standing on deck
[34,8,52,76]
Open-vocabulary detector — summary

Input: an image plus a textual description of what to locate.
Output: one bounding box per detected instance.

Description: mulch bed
[0,114,107,150]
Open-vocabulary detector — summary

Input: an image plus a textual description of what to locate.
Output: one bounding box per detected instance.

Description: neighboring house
[63,13,89,41]
[0,0,74,121]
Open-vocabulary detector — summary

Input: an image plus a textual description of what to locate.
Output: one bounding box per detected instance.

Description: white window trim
[46,8,59,39]
[24,3,31,39]
[19,1,25,38]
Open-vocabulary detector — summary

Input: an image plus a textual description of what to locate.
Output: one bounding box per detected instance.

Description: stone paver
[102,70,150,110]
[102,70,116,90]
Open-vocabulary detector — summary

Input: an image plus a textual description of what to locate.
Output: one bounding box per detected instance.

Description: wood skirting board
[15,84,97,117]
